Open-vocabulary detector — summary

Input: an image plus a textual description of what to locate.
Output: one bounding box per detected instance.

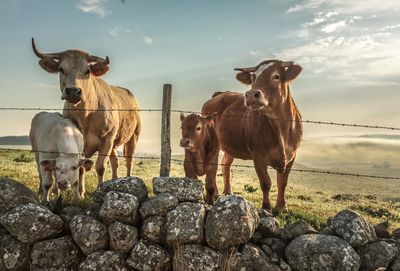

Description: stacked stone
[2,176,400,271]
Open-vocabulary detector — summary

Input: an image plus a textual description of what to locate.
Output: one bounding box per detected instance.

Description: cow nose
[65,87,82,96]
[246,90,261,99]
[180,138,190,146]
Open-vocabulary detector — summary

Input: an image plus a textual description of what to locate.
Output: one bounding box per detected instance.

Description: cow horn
[281,61,294,67]
[233,66,258,72]
[31,38,61,59]
[88,55,110,65]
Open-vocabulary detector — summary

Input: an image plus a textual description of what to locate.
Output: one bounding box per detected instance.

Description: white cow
[29,112,93,202]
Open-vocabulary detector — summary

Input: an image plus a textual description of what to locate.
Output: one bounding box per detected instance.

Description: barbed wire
[1,148,399,180]
[1,107,398,131]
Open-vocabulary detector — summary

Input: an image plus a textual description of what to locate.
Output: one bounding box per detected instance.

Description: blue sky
[0,0,399,153]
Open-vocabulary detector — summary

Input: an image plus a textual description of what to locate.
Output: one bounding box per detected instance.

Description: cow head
[180,113,215,152]
[40,155,93,190]
[32,38,110,105]
[234,60,302,112]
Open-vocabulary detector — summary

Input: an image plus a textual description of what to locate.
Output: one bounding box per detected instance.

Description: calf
[180,113,219,204]
[29,112,93,202]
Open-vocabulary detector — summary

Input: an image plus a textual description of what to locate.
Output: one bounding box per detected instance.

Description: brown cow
[32,38,141,184]
[180,113,219,204]
[202,60,303,212]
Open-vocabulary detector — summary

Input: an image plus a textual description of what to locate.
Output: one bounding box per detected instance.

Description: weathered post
[160,84,172,177]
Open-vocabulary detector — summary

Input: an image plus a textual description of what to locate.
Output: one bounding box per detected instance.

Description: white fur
[254,62,275,78]
[29,112,85,202]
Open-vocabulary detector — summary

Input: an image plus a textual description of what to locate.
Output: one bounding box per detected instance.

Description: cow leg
[78,167,85,199]
[124,134,138,176]
[96,138,114,185]
[276,159,295,211]
[110,149,119,180]
[41,169,53,203]
[72,182,80,201]
[222,153,234,195]
[205,158,219,205]
[253,159,272,212]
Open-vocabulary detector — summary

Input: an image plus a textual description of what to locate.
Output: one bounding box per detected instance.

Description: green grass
[1,141,400,230]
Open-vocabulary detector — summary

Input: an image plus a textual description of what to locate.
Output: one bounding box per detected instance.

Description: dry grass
[1,140,400,229]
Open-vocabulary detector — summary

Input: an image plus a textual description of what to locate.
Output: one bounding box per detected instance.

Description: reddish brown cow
[202,60,303,211]
[180,113,219,204]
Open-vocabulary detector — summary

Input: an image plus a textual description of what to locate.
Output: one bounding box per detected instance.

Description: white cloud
[143,36,153,45]
[321,20,346,33]
[33,83,58,91]
[249,50,257,56]
[108,25,131,38]
[76,0,109,18]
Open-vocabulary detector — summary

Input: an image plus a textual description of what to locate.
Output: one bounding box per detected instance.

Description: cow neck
[264,86,300,161]
[193,124,217,175]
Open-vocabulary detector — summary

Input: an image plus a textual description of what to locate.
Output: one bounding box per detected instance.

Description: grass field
[1,140,400,230]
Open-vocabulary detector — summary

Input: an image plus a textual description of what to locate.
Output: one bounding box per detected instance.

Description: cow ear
[39,58,59,73]
[90,63,109,77]
[236,72,252,85]
[79,159,94,171]
[284,65,302,82]
[40,160,56,171]
[205,113,217,126]
[180,113,186,122]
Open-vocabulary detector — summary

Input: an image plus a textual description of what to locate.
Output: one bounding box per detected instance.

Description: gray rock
[69,215,108,256]
[0,177,37,214]
[108,221,138,254]
[251,230,264,244]
[141,215,166,244]
[78,250,128,271]
[94,176,148,204]
[392,228,400,240]
[260,237,287,259]
[127,239,170,271]
[0,234,29,271]
[331,209,376,247]
[173,244,220,271]
[374,221,391,238]
[153,177,203,202]
[205,195,260,250]
[166,202,206,245]
[258,216,280,237]
[30,236,82,271]
[280,220,318,241]
[390,255,400,271]
[139,193,179,219]
[260,244,279,263]
[99,191,139,225]
[0,203,63,243]
[285,234,360,271]
[234,243,281,271]
[59,206,83,217]
[358,241,398,271]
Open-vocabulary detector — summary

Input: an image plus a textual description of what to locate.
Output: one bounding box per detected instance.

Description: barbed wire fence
[0,84,399,181]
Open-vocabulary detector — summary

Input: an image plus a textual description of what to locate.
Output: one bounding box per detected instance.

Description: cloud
[321,20,346,33]
[33,83,58,91]
[143,36,153,45]
[76,0,109,18]
[108,25,131,38]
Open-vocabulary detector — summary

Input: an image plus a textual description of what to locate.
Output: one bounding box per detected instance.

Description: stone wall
[0,176,400,271]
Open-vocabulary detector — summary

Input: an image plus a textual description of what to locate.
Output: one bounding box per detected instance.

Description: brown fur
[180,114,219,204]
[202,60,303,211]
[33,45,141,184]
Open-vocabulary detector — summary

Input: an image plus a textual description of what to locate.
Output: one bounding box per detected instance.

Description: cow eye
[58,67,64,74]
[72,166,78,170]
[272,74,280,80]
[196,127,201,131]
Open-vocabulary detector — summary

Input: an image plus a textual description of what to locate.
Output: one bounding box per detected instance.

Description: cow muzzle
[57,179,70,190]
[62,87,83,104]
[245,89,269,111]
[180,138,193,150]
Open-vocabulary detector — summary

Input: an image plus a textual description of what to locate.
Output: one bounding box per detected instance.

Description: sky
[0,0,399,154]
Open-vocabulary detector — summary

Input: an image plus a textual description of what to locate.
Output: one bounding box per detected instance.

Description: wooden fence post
[160,84,172,177]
